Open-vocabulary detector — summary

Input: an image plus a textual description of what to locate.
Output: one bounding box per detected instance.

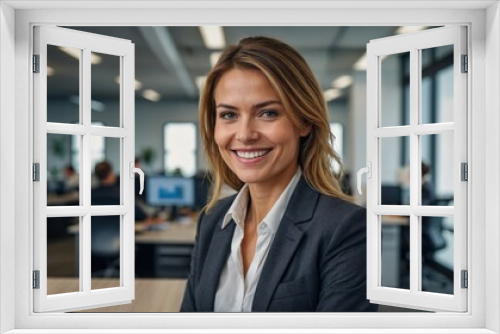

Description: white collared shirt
[214,169,302,312]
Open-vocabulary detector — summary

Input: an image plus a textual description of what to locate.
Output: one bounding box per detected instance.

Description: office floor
[47,278,187,312]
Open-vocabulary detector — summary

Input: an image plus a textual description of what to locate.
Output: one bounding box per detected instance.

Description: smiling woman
[181,36,378,312]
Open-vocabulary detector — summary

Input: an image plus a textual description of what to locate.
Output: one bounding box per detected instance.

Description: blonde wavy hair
[200,36,352,212]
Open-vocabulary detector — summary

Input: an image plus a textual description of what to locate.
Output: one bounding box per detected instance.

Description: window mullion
[46,123,88,135]
[90,126,129,138]
[82,47,92,295]
[409,47,420,295]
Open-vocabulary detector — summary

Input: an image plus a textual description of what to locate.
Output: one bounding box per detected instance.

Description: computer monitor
[146,176,195,207]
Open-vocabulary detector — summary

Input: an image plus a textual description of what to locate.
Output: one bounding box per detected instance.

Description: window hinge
[461,54,468,73]
[33,270,40,289]
[33,54,40,73]
[461,162,468,181]
[461,270,468,289]
[33,163,40,182]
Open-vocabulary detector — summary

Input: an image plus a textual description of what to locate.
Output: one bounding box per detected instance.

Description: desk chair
[90,190,121,278]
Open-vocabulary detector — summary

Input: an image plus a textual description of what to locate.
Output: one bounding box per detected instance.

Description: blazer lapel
[252,177,319,312]
[197,221,235,312]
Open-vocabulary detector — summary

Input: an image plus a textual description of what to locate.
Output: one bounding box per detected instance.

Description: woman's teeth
[235,150,270,159]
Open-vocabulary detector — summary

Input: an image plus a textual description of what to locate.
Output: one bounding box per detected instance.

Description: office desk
[67,218,198,278]
[47,278,186,312]
[135,220,197,278]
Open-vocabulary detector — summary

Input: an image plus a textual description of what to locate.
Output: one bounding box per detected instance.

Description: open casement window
[364,26,467,312]
[33,26,137,312]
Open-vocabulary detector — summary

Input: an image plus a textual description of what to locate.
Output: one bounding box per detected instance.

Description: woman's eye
[260,110,279,118]
[219,112,236,120]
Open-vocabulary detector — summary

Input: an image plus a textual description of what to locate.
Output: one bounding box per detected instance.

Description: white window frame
[33,25,136,312]
[1,1,498,333]
[366,26,467,312]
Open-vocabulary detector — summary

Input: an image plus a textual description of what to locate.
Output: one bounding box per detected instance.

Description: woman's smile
[232,149,272,163]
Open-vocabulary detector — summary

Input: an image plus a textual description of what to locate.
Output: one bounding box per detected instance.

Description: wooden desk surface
[67,218,198,244]
[382,215,409,226]
[135,220,197,244]
[47,278,187,312]
[47,192,79,206]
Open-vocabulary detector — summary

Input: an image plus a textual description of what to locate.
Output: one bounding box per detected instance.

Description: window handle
[129,161,144,195]
[357,162,372,195]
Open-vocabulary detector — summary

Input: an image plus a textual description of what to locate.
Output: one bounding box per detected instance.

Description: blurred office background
[45,26,454,312]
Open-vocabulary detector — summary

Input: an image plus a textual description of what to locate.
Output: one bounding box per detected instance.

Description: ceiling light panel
[210,52,223,67]
[332,75,353,89]
[396,26,428,35]
[353,53,367,71]
[199,26,226,49]
[142,89,161,102]
[324,88,342,102]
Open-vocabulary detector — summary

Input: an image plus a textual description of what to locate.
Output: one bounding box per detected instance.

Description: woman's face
[214,68,310,188]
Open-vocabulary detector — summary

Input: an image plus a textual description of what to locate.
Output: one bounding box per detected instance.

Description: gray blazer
[180,176,378,312]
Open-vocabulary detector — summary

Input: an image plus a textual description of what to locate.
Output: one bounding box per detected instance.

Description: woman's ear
[299,123,312,137]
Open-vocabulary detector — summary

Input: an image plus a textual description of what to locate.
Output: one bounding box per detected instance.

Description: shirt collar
[222,183,250,229]
[221,168,302,233]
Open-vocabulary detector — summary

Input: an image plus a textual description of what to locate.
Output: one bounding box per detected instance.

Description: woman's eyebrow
[216,103,237,110]
[254,100,282,109]
[215,100,282,110]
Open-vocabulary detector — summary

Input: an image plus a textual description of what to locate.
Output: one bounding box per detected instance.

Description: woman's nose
[235,119,259,142]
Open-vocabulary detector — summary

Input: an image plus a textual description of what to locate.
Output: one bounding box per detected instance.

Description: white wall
[0,2,16,333]
[485,2,500,332]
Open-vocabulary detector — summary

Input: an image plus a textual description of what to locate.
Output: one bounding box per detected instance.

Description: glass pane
[91,137,121,205]
[436,44,454,62]
[47,133,80,206]
[47,216,80,295]
[91,52,121,127]
[421,47,433,69]
[91,215,121,290]
[47,45,80,124]
[436,65,454,123]
[421,45,454,124]
[421,77,432,124]
[421,215,454,294]
[381,215,410,289]
[420,133,454,206]
[381,137,407,205]
[381,52,409,127]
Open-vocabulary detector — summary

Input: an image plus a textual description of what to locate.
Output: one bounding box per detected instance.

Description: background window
[163,122,197,177]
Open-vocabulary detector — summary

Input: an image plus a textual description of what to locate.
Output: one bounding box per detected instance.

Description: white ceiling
[48,26,403,102]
